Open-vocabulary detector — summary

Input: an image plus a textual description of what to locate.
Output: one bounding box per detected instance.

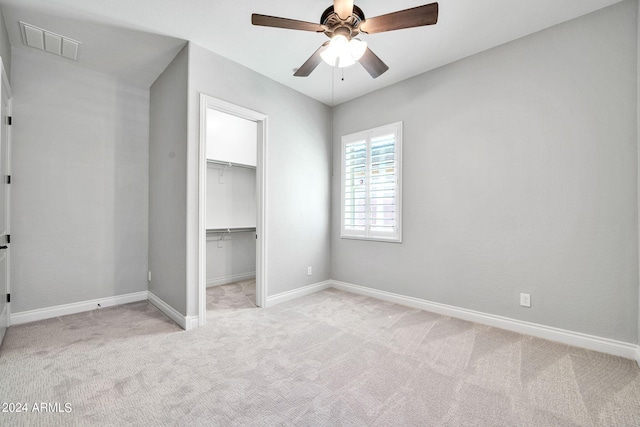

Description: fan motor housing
[321,5,365,38]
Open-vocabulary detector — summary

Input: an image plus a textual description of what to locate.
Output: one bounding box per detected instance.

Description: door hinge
[6,234,9,244]
[6,294,9,303]
[5,175,10,184]
[6,116,11,126]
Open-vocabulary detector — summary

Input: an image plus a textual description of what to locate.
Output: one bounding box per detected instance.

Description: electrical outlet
[520,293,531,308]
[307,266,312,276]
[148,271,151,282]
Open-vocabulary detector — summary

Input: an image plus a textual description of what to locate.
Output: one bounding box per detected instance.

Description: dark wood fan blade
[252,14,326,32]
[334,0,354,20]
[359,47,389,79]
[294,42,330,77]
[360,3,438,34]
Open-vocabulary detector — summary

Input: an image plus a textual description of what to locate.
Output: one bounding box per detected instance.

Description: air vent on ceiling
[19,21,80,61]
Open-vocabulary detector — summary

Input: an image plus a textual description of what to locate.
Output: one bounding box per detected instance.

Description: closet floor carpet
[1,288,639,426]
[206,279,256,312]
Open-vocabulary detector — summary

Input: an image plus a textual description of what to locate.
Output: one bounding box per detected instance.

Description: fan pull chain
[332,65,335,106]
[341,68,345,81]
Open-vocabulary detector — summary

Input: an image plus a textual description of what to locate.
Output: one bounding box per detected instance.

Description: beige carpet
[0,288,639,426]
[206,280,257,312]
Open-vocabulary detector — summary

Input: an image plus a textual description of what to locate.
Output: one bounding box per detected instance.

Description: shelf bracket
[219,163,232,184]
[217,228,232,248]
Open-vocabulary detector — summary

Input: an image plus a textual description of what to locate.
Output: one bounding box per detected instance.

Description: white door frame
[0,57,11,342]
[198,94,267,326]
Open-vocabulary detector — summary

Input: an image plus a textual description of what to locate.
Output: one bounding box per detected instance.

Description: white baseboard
[9,280,638,361]
[331,280,639,361]
[10,291,148,326]
[206,272,256,288]
[185,315,199,331]
[265,280,331,308]
[147,291,196,330]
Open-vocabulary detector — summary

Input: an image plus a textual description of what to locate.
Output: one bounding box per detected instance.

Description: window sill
[340,235,402,244]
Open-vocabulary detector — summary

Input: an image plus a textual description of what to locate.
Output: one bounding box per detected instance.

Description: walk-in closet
[205,107,257,312]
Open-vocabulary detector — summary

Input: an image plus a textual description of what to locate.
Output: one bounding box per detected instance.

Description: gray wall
[11,47,149,313]
[148,44,189,314]
[206,233,256,286]
[0,7,10,80]
[186,43,331,315]
[331,1,638,343]
[637,0,640,347]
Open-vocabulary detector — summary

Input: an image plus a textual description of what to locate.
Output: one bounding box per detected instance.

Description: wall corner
[637,0,640,358]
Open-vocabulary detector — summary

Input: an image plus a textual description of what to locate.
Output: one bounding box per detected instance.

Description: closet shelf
[206,227,256,234]
[207,159,256,170]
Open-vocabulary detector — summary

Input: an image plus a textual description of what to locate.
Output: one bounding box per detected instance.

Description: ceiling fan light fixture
[320,35,367,68]
[349,38,367,61]
[320,34,351,67]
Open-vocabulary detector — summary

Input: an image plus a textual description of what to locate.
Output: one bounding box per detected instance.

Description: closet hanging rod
[206,227,256,234]
[207,159,256,170]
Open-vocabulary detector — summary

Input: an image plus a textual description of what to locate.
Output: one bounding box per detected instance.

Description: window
[341,122,402,242]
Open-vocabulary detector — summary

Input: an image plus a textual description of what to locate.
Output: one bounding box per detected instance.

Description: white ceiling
[0,0,625,105]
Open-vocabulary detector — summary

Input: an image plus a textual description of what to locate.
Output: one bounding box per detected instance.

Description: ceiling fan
[251,0,438,79]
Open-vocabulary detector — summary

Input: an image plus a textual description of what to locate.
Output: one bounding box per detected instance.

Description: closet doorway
[198,94,267,326]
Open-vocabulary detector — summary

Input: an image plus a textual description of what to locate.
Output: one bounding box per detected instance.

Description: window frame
[340,121,403,243]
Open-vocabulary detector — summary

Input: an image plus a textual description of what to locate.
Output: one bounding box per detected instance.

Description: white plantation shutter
[341,122,402,242]
[344,139,367,233]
